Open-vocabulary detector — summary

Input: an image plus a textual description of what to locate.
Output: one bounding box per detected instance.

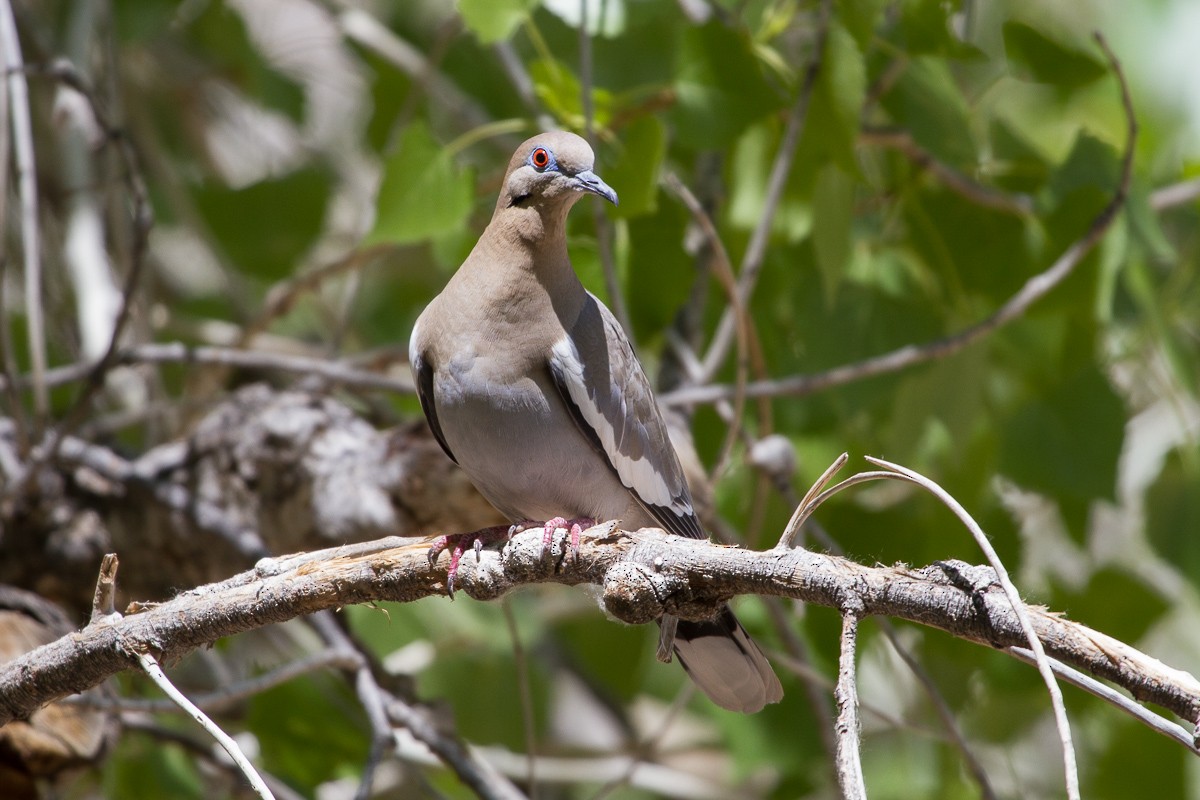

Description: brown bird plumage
[410,131,782,712]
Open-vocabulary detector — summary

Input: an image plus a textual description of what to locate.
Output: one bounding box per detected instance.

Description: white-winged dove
[409,131,783,713]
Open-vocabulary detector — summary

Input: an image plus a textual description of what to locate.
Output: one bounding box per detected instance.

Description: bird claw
[519,516,595,561]
[427,525,512,598]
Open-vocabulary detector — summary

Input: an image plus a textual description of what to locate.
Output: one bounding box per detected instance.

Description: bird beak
[573,170,619,206]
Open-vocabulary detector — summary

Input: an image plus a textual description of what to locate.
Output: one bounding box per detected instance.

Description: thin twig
[1,341,416,395]
[503,599,538,799]
[304,612,393,800]
[579,0,632,336]
[662,31,1137,409]
[662,173,754,484]
[881,618,997,799]
[697,0,831,384]
[121,714,306,800]
[69,649,362,714]
[0,0,48,421]
[132,649,275,799]
[777,452,849,549]
[861,126,1034,215]
[385,693,528,800]
[90,553,119,622]
[1150,176,1200,211]
[834,612,866,800]
[588,684,693,800]
[1007,646,1199,752]
[865,456,1079,800]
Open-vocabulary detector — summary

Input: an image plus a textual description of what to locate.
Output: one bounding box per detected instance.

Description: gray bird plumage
[410,130,783,713]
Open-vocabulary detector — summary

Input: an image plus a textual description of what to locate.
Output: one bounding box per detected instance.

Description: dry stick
[865,456,1079,800]
[697,0,831,385]
[1,341,415,395]
[665,31,1137,409]
[68,650,360,714]
[834,612,867,800]
[860,126,1034,216]
[1005,646,1198,751]
[778,457,1199,757]
[776,457,996,798]
[579,0,633,338]
[133,649,275,800]
[1150,176,1200,211]
[882,622,997,799]
[303,611,393,800]
[662,174,754,485]
[4,528,1200,730]
[384,693,528,800]
[94,556,274,798]
[0,0,48,422]
[0,26,28,449]
[121,714,307,800]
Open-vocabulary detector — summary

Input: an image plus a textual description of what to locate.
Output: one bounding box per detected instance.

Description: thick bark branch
[2,526,1197,731]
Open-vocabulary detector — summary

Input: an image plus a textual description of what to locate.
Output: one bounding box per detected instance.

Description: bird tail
[670,606,783,713]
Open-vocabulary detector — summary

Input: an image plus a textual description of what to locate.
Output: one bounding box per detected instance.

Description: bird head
[499,131,619,213]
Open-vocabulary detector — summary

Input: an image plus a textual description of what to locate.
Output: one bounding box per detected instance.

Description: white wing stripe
[551,336,677,509]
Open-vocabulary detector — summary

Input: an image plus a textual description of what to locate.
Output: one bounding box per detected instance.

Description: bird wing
[410,318,457,465]
[548,295,704,540]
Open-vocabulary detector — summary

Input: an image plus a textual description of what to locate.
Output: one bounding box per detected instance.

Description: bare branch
[697,0,832,385]
[662,32,1137,409]
[0,0,48,420]
[133,649,275,799]
[3,527,1198,742]
[861,126,1034,215]
[834,613,866,800]
[866,457,1079,799]
[0,342,416,395]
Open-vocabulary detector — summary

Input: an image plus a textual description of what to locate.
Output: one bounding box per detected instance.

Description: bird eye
[530,147,551,170]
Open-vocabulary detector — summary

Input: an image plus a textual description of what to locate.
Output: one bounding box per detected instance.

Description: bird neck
[459,202,587,324]
[485,203,582,284]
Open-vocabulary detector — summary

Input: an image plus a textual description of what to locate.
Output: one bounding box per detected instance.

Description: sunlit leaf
[368,121,474,246]
[458,0,539,43]
[604,116,666,219]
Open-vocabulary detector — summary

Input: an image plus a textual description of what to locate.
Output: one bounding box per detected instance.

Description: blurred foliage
[9,0,1200,797]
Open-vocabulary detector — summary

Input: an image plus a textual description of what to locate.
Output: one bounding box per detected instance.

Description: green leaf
[1049,568,1168,645]
[529,58,615,129]
[457,0,538,44]
[812,163,855,301]
[1046,132,1120,204]
[368,122,474,246]
[669,21,784,149]
[802,21,866,172]
[727,120,812,241]
[999,363,1125,505]
[193,168,330,283]
[841,0,888,49]
[1003,21,1107,87]
[1146,450,1200,580]
[881,57,976,166]
[896,0,981,58]
[604,116,666,219]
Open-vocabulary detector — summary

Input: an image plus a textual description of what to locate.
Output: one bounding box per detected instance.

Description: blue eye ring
[529,147,553,171]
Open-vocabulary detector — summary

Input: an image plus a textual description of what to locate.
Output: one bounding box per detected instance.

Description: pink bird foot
[510,516,596,560]
[427,524,512,597]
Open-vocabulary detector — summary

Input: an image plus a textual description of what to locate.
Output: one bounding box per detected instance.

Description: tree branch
[2,526,1198,744]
